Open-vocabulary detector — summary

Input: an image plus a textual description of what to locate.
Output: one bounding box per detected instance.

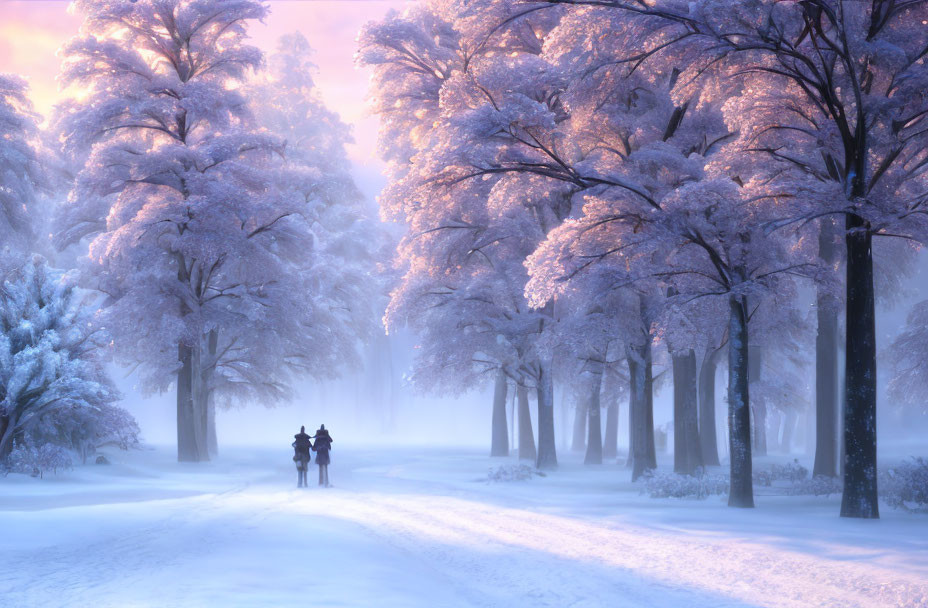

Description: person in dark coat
[312,424,333,487]
[292,426,313,488]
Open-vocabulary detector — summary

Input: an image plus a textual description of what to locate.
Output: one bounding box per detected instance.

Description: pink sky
[0,0,407,185]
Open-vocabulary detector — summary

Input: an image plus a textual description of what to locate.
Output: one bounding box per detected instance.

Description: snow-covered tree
[0,257,136,468]
[0,74,45,259]
[361,1,569,468]
[180,33,379,452]
[887,301,928,419]
[469,5,819,504]
[55,0,318,462]
[534,0,928,520]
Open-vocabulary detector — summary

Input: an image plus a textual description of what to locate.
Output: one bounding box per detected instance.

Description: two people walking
[292,424,333,488]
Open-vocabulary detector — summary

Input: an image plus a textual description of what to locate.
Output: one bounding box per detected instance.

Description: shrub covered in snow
[0,257,138,473]
[640,470,729,499]
[3,440,72,478]
[753,460,809,487]
[486,464,545,483]
[881,458,928,511]
[638,462,845,500]
[787,475,843,497]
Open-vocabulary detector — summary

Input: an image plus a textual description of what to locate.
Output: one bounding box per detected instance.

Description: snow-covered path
[1,447,927,607]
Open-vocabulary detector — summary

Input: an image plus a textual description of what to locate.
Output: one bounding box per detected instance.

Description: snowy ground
[1,446,927,608]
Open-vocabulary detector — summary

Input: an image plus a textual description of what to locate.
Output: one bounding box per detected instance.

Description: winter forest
[2,0,928,606]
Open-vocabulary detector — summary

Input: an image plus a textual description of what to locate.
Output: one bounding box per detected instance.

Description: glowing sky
[0,0,407,191]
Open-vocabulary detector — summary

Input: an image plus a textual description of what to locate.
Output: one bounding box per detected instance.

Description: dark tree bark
[191,344,208,462]
[603,397,619,461]
[517,383,536,461]
[535,360,557,470]
[584,361,604,465]
[814,219,840,477]
[841,216,879,519]
[644,339,657,470]
[490,368,510,457]
[748,345,766,457]
[176,342,204,462]
[838,372,846,477]
[203,329,219,458]
[627,339,656,480]
[628,357,637,470]
[673,349,702,475]
[571,397,587,453]
[175,255,208,463]
[728,295,754,508]
[698,348,720,466]
[0,413,16,460]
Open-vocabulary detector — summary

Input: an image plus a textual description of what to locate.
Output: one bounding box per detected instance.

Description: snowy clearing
[1,447,927,608]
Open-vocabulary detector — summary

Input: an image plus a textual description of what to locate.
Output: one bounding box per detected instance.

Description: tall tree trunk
[748,345,766,457]
[203,329,218,458]
[781,409,797,452]
[752,403,768,456]
[175,253,207,463]
[517,383,536,461]
[698,349,720,466]
[559,385,569,450]
[176,342,202,462]
[584,360,604,465]
[814,218,840,477]
[490,368,510,457]
[627,356,637,469]
[0,413,16,460]
[191,345,208,462]
[206,398,217,458]
[535,360,557,470]
[644,337,657,470]
[841,216,879,519]
[769,410,783,452]
[603,397,619,461]
[510,382,516,449]
[627,341,655,480]
[673,349,702,475]
[728,295,754,508]
[571,397,587,453]
[838,366,846,477]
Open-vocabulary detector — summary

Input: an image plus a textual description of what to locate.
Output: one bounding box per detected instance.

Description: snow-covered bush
[881,458,928,511]
[754,460,809,487]
[486,464,545,483]
[4,440,72,478]
[0,257,137,472]
[788,475,843,497]
[640,470,729,499]
[751,461,842,496]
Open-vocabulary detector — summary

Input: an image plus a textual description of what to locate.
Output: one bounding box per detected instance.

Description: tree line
[359,0,928,518]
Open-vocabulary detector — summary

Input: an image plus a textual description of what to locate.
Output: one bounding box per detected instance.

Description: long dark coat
[293,432,312,459]
[312,430,333,465]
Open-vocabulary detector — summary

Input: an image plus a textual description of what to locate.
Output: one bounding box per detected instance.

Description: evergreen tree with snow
[0,256,136,470]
